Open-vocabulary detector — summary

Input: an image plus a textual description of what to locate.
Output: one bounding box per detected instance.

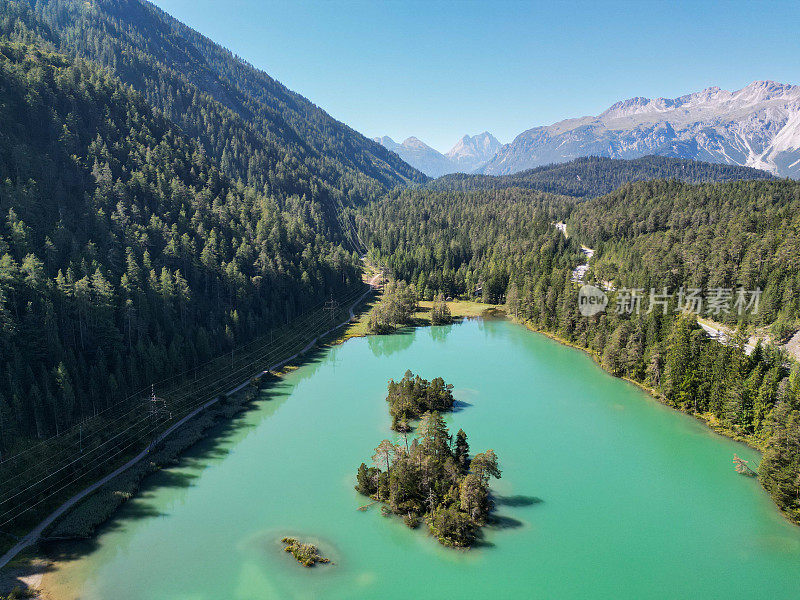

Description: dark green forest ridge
[0,40,360,444]
[0,0,425,456]
[0,0,799,548]
[429,155,774,198]
[568,179,800,336]
[356,187,580,302]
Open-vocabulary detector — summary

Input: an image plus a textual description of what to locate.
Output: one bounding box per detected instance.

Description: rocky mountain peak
[375,131,502,177]
[480,81,800,178]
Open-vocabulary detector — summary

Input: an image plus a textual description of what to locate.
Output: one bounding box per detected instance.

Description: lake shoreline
[518,320,765,453]
[3,288,379,598]
[33,317,800,599]
[341,298,772,508]
[25,301,496,597]
[20,301,791,598]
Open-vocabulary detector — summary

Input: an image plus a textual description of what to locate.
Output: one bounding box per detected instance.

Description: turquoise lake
[44,319,800,599]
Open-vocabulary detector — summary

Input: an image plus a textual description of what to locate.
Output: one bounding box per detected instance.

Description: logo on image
[578,285,608,316]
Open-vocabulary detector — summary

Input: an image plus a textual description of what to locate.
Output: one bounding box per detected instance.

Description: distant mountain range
[479,81,800,178]
[374,132,500,177]
[374,136,453,178]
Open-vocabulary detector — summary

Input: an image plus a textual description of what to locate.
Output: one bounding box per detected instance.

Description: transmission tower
[324,295,339,323]
[146,384,169,450]
[148,384,167,416]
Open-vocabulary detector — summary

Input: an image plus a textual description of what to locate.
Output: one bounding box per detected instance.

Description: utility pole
[324,295,339,323]
[147,384,167,451]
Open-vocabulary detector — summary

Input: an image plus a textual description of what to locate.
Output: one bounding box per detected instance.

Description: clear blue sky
[152,0,800,153]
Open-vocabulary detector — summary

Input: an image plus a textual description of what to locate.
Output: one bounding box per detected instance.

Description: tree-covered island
[356,373,501,547]
[386,370,455,431]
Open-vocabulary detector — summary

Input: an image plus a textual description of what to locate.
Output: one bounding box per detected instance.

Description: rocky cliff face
[445,132,502,172]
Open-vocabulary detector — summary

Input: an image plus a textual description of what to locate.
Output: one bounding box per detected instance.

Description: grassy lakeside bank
[0,282,374,561]
[326,298,501,346]
[43,380,267,541]
[0,380,265,599]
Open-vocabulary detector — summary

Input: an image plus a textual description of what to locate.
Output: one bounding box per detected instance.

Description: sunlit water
[44,319,800,599]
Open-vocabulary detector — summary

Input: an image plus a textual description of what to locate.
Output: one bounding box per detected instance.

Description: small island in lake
[386,370,455,431]
[356,373,501,547]
[280,537,331,567]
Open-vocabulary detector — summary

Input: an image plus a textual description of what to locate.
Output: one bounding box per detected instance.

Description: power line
[0,286,361,467]
[0,284,373,528]
[0,287,364,497]
[1,287,365,480]
[324,295,340,323]
[0,295,358,523]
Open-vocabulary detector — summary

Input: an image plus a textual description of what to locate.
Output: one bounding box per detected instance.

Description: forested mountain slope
[3,0,424,229]
[428,156,774,198]
[356,188,580,301]
[0,0,429,451]
[568,179,800,335]
[0,41,359,446]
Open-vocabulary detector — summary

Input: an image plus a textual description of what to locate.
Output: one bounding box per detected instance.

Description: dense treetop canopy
[0,40,359,446]
[568,179,800,333]
[0,0,799,540]
[428,156,774,199]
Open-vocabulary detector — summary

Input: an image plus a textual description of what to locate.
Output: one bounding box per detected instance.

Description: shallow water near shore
[42,319,800,599]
